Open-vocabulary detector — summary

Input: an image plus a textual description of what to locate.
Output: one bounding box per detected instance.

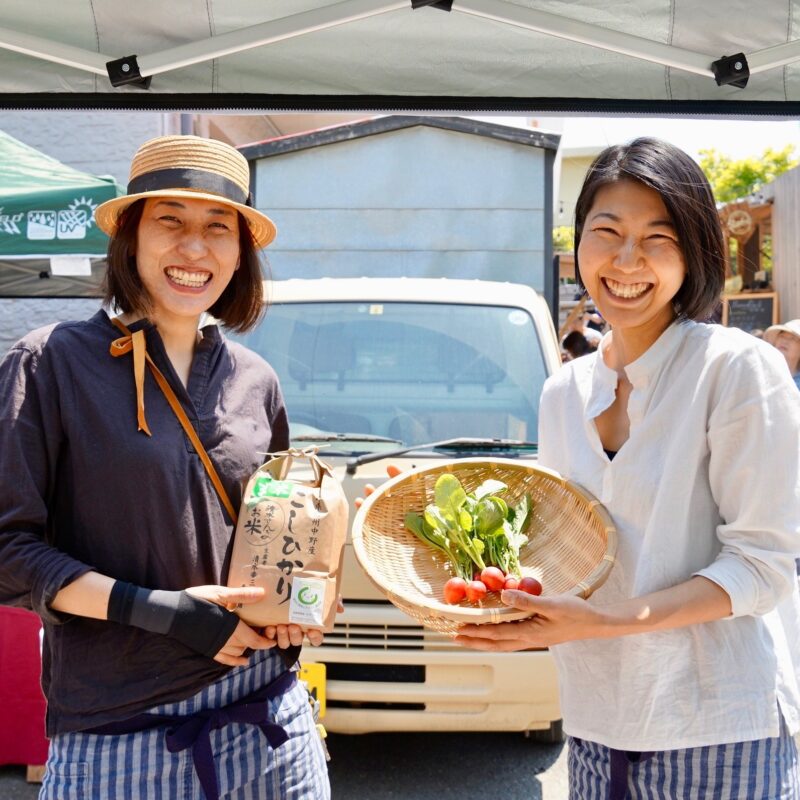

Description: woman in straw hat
[363,138,800,798]
[0,135,330,799]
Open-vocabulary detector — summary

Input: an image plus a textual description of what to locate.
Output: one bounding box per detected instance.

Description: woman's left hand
[263,596,345,648]
[455,589,609,651]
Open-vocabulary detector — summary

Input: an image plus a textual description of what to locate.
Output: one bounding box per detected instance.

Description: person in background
[379,138,797,799]
[0,135,330,799]
[764,319,800,391]
[561,329,597,361]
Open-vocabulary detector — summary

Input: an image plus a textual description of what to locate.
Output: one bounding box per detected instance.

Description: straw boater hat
[763,319,800,346]
[94,135,276,248]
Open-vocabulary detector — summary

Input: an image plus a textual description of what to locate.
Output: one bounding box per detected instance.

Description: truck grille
[326,621,459,651]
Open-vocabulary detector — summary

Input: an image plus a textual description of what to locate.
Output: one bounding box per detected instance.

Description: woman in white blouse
[455,138,800,799]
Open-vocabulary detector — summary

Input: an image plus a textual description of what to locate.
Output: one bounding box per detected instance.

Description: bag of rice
[227,448,348,630]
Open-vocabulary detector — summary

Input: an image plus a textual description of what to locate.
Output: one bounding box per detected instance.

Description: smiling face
[133,196,241,324]
[772,331,800,374]
[577,179,687,346]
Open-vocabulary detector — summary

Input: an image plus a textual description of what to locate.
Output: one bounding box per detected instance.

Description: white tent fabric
[0,1,799,107]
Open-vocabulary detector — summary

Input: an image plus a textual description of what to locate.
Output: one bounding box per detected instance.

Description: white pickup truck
[233,276,565,741]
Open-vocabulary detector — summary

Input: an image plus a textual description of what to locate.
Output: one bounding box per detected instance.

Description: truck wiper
[293,433,404,444]
[345,437,537,475]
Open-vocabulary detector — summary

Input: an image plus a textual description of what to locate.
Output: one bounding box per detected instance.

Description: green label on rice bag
[252,476,294,499]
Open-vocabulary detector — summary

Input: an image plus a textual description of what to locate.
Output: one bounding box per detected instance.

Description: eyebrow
[153,200,234,217]
[589,211,675,229]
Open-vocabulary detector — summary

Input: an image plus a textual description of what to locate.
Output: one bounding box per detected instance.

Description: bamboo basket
[352,458,617,634]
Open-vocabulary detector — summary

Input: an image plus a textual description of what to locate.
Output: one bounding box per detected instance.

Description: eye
[157,215,181,225]
[592,226,619,235]
[209,221,231,231]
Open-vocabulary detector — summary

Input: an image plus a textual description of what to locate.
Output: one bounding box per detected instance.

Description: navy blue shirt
[0,311,290,735]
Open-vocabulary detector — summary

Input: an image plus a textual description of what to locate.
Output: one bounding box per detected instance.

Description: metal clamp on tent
[411,0,453,10]
[106,55,152,89]
[710,52,749,88]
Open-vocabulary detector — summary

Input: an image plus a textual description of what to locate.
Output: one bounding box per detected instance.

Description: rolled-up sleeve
[694,345,800,617]
[0,344,92,623]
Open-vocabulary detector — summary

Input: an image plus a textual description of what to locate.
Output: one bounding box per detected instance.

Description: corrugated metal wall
[253,126,548,291]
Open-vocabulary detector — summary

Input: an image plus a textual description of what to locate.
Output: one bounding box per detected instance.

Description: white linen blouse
[538,319,800,751]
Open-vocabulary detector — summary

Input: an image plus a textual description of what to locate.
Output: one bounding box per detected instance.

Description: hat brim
[94,189,277,248]
[764,322,800,344]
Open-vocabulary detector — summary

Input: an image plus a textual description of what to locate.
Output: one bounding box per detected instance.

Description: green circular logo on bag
[298,586,319,606]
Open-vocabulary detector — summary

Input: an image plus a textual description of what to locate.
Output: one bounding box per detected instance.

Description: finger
[229,622,276,651]
[354,497,364,509]
[214,652,250,667]
[218,586,266,605]
[500,588,549,611]
[306,629,324,647]
[264,625,277,640]
[386,464,402,478]
[457,619,534,640]
[286,624,305,647]
[363,483,376,497]
[336,595,344,614]
[454,635,538,652]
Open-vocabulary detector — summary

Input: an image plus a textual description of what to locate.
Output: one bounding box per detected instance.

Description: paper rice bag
[228,448,348,630]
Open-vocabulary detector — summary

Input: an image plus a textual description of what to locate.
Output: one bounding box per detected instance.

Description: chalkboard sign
[721,292,778,333]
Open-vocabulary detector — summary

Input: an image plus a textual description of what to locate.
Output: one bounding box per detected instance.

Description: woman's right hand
[186,585,277,667]
[354,464,403,508]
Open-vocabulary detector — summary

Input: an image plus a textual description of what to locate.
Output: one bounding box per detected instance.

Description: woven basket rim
[351,457,617,626]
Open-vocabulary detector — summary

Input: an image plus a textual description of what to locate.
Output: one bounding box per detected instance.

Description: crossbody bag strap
[109,317,238,525]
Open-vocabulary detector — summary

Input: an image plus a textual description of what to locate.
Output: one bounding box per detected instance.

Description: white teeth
[166,267,211,288]
[605,279,651,299]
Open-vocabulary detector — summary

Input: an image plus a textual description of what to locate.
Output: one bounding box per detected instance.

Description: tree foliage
[698,145,798,204]
[552,225,574,252]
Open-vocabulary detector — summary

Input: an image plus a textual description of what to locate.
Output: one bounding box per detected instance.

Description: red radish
[465,580,488,603]
[518,576,543,596]
[480,566,505,592]
[443,577,467,604]
[503,576,519,591]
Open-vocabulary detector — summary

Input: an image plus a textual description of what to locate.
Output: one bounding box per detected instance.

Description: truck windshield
[233,300,548,452]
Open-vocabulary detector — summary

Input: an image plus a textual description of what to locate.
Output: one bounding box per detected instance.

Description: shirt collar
[584,319,693,418]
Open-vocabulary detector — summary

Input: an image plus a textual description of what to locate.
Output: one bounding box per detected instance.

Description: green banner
[0,130,121,257]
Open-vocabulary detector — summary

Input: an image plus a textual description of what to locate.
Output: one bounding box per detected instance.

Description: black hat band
[127,168,248,205]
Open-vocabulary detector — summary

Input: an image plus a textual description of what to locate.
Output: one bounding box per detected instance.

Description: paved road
[0,732,568,799]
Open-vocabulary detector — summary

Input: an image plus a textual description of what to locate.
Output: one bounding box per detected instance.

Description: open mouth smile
[165,267,212,288]
[603,277,653,300]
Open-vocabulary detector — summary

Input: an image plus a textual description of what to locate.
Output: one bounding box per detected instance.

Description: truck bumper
[305,604,561,734]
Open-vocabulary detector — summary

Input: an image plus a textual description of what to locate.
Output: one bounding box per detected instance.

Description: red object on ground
[0,607,49,766]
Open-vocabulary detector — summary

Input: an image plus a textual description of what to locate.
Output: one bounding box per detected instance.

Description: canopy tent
[0,130,119,296]
[0,1,799,113]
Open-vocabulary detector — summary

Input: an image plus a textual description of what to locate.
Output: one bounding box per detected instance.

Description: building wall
[555,154,595,229]
[0,112,178,185]
[771,168,800,322]
[253,125,550,291]
[0,298,102,355]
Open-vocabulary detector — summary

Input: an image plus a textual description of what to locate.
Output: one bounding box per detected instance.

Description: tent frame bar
[0,0,798,90]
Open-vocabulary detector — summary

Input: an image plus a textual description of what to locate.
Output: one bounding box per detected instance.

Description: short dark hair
[573,138,725,322]
[562,330,596,359]
[102,199,267,333]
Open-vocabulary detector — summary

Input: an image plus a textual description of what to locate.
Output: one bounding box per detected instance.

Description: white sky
[479,115,800,161]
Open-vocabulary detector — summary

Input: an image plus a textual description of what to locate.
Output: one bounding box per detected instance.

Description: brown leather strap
[109,317,238,525]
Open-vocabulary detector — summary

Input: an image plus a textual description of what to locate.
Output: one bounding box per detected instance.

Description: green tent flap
[0,130,120,258]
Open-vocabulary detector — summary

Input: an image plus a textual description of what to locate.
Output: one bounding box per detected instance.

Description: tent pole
[747,41,800,74]
[139,0,406,78]
[453,0,714,78]
[0,25,109,75]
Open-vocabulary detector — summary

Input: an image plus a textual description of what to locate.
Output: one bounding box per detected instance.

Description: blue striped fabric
[39,650,329,800]
[568,715,800,800]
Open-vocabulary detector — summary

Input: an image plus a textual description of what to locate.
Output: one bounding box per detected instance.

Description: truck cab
[232,276,565,739]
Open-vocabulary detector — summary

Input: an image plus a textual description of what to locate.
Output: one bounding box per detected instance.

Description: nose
[176,228,208,260]
[612,237,645,273]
